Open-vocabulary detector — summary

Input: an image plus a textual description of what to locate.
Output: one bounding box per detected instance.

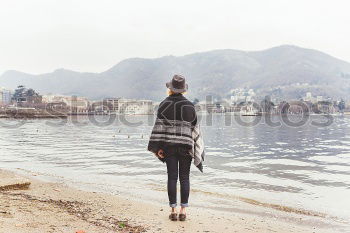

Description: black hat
[166,74,188,93]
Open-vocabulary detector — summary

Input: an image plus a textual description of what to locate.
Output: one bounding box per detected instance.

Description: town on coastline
[0,85,349,118]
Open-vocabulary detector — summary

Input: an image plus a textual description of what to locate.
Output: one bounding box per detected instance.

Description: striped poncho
[147,94,205,172]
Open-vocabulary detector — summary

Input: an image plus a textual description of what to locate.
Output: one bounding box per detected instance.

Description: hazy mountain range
[1,45,350,101]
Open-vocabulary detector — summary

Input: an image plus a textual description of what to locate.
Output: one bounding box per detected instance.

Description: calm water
[0,115,350,224]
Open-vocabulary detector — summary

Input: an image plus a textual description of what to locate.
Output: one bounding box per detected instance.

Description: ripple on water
[309,154,350,165]
[258,159,316,167]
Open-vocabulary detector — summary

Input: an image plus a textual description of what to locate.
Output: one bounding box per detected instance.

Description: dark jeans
[165,152,192,208]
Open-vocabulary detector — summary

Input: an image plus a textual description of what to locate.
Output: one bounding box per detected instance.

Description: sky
[0,0,349,75]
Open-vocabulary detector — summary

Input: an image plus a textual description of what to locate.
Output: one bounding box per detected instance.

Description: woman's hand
[157,149,165,158]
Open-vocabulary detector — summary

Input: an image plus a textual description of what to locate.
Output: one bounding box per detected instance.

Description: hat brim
[166,82,188,93]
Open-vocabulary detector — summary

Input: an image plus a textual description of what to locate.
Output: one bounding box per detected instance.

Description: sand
[0,169,347,233]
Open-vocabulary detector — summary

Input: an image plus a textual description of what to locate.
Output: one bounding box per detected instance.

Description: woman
[148,74,204,221]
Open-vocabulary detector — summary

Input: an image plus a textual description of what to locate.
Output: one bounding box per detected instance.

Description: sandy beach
[0,169,348,233]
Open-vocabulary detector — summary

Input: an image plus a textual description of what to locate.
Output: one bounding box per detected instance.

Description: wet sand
[0,169,346,233]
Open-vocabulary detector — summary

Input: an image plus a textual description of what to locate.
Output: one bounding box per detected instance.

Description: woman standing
[148,74,204,221]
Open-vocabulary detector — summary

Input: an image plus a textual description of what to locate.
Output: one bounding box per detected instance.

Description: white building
[230,88,256,104]
[103,98,120,112]
[0,88,12,106]
[101,98,154,114]
[304,92,316,103]
[42,95,90,113]
[305,92,312,100]
[118,98,153,115]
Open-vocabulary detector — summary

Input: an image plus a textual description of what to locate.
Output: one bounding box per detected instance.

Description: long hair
[168,89,186,96]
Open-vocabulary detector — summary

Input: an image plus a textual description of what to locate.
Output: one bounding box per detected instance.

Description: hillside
[1,45,350,101]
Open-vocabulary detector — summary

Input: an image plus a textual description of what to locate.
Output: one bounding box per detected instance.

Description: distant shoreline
[0,113,68,119]
[0,111,156,119]
[1,112,349,119]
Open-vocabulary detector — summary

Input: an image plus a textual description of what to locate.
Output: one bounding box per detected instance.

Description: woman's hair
[168,89,186,96]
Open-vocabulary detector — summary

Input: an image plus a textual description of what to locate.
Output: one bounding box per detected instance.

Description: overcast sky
[0,0,349,75]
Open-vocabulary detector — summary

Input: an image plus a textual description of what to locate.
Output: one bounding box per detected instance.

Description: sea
[0,114,349,228]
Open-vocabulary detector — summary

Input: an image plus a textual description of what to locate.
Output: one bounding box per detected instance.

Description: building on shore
[102,98,120,113]
[92,98,154,115]
[316,96,323,102]
[275,99,340,115]
[230,88,256,104]
[314,101,335,114]
[42,95,90,114]
[304,92,314,102]
[0,88,12,106]
[70,96,90,114]
[117,98,153,115]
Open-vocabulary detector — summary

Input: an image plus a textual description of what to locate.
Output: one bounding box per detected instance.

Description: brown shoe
[179,213,186,221]
[169,213,178,221]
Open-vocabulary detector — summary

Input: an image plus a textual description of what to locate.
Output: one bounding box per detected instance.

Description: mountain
[1,45,350,101]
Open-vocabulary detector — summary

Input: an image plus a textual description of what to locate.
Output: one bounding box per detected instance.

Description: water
[0,115,350,225]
